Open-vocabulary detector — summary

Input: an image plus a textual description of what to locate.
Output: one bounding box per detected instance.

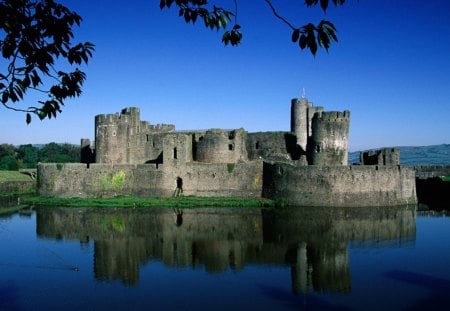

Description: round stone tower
[95,113,130,164]
[291,98,324,152]
[290,98,308,151]
[307,111,350,166]
[195,128,248,163]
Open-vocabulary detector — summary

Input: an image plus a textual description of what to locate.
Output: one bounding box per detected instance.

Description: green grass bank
[0,171,36,195]
[0,171,33,182]
[22,195,278,208]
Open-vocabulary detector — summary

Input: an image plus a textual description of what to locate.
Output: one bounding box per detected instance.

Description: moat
[1,204,450,310]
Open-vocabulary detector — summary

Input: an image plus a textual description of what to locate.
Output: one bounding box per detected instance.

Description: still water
[0,203,449,311]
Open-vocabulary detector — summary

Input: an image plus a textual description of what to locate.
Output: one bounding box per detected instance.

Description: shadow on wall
[284,133,303,161]
[145,152,163,166]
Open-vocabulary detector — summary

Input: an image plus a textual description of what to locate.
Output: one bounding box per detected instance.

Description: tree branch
[264,0,296,30]
[233,0,238,24]
[2,102,32,113]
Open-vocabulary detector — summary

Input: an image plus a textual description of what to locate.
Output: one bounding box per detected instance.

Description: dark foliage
[160,0,345,55]
[0,0,94,123]
[0,142,80,170]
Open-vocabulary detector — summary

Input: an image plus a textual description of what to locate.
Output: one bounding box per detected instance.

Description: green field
[441,176,450,182]
[0,171,33,182]
[22,195,278,208]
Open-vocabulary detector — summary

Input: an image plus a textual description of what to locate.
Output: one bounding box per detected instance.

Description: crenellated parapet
[149,124,176,132]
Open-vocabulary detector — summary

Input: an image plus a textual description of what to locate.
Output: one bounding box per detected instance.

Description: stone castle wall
[246,132,305,163]
[38,97,419,207]
[37,161,416,207]
[37,161,263,198]
[262,163,417,207]
[195,129,248,163]
[94,107,176,165]
[360,148,400,165]
[414,165,450,179]
[90,99,350,167]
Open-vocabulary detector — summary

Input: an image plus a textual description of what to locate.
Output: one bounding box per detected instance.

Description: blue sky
[1,0,450,151]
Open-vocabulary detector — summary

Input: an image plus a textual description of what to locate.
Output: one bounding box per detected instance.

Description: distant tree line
[0,143,80,170]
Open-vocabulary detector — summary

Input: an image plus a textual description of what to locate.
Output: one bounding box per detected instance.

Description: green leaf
[291,29,300,43]
[299,35,307,49]
[1,91,9,104]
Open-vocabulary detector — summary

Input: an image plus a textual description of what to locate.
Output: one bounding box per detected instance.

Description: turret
[95,113,130,164]
[307,111,350,166]
[291,98,323,152]
[195,128,248,163]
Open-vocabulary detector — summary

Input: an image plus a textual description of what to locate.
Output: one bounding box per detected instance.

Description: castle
[38,97,417,207]
[80,97,350,167]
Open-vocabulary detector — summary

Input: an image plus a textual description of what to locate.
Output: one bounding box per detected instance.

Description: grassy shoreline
[21,195,278,208]
[0,190,36,198]
[0,171,34,182]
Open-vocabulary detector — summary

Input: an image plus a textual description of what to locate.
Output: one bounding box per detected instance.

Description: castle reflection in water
[36,206,415,293]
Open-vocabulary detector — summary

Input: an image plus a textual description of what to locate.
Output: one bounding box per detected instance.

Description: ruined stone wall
[360,148,400,165]
[139,133,164,164]
[162,133,193,166]
[307,111,350,166]
[37,160,263,198]
[37,163,170,197]
[262,163,417,207]
[195,129,248,163]
[174,161,263,197]
[414,165,450,179]
[246,132,305,163]
[94,108,176,165]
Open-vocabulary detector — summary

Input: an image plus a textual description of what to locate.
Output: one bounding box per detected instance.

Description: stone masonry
[38,97,417,207]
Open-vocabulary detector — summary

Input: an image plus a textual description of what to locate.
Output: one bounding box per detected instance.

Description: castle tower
[162,133,193,166]
[95,113,130,164]
[291,98,323,152]
[290,98,308,151]
[195,128,248,163]
[307,111,350,166]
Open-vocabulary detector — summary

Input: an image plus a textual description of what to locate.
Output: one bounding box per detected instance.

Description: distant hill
[349,144,450,165]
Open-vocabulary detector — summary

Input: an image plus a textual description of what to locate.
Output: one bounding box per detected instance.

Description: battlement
[314,110,350,121]
[360,148,400,166]
[121,107,140,116]
[149,124,176,132]
[95,113,130,125]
